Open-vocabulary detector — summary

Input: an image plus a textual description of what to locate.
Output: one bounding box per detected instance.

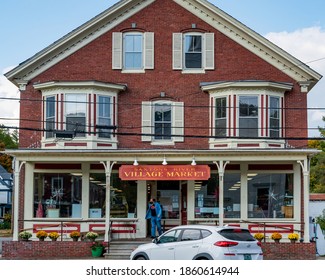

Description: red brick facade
[2,241,316,260]
[19,0,306,149]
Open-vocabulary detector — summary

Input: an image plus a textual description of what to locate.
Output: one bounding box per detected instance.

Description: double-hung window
[112,32,154,71]
[173,32,214,71]
[65,94,87,137]
[97,96,112,139]
[45,96,56,138]
[269,96,280,138]
[215,97,227,137]
[239,96,259,138]
[184,34,202,69]
[154,104,172,140]
[123,33,143,69]
[142,101,184,143]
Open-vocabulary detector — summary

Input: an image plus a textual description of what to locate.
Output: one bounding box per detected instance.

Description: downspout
[12,158,25,241]
[101,160,116,252]
[214,160,229,226]
[298,159,310,243]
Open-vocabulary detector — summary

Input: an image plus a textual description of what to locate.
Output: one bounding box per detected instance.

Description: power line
[1,124,324,141]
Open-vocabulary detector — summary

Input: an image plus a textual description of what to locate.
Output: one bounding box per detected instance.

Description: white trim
[173,0,322,86]
[6,0,156,83]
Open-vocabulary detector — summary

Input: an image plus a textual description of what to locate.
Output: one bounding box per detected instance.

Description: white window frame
[142,100,184,144]
[38,81,122,149]
[112,32,154,72]
[215,96,228,138]
[45,96,56,139]
[173,32,214,73]
[238,95,259,138]
[97,95,112,139]
[64,93,87,137]
[269,96,281,138]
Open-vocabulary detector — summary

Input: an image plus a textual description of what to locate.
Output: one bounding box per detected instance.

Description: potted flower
[86,231,99,241]
[69,231,81,242]
[271,232,282,243]
[253,233,264,242]
[19,231,32,241]
[36,230,48,241]
[90,241,105,257]
[288,233,299,243]
[48,231,60,241]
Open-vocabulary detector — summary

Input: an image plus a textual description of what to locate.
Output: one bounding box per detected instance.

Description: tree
[308,117,325,193]
[0,126,18,172]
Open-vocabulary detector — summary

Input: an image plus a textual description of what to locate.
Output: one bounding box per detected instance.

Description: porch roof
[5,148,320,164]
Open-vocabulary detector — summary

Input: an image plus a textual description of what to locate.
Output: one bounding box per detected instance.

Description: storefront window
[247,173,294,218]
[224,174,241,218]
[89,173,137,218]
[195,174,219,218]
[33,173,82,218]
[157,181,180,219]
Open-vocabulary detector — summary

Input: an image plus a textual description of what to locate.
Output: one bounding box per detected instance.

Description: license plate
[244,254,252,260]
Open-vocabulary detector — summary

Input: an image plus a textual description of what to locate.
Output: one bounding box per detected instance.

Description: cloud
[265,26,325,137]
[0,67,20,129]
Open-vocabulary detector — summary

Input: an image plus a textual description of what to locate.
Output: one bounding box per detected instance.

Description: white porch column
[214,160,229,226]
[12,159,25,241]
[101,161,116,247]
[298,159,310,243]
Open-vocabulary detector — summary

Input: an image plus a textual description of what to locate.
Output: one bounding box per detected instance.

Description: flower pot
[91,247,104,258]
[21,238,30,242]
[274,239,280,243]
[290,239,297,244]
[39,237,45,242]
[72,237,79,242]
[51,238,57,242]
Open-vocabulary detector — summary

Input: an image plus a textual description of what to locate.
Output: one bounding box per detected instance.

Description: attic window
[112,32,154,72]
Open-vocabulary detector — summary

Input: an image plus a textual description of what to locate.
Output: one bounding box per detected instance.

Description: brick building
[4,0,322,243]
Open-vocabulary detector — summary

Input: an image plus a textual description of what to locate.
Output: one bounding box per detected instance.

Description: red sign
[119,165,210,181]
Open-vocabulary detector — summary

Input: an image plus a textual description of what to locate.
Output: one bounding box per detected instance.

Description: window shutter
[142,101,152,142]
[205,33,214,70]
[112,32,122,69]
[144,32,154,69]
[173,33,183,70]
[173,102,184,142]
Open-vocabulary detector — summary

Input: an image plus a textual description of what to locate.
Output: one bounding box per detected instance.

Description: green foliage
[316,209,325,233]
[309,117,325,193]
[0,125,18,172]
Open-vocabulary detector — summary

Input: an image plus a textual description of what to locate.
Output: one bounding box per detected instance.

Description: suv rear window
[218,228,255,241]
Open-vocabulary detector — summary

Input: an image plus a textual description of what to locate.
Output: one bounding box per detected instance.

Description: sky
[1,0,325,137]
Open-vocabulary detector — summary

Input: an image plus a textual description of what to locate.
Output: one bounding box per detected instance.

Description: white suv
[130,225,263,260]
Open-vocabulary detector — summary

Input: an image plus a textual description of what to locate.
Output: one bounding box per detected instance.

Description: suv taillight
[214,241,239,247]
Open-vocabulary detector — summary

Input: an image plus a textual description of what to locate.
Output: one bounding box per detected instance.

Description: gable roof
[5,0,322,90]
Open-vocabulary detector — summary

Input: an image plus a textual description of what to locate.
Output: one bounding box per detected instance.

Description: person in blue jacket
[145,198,162,238]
